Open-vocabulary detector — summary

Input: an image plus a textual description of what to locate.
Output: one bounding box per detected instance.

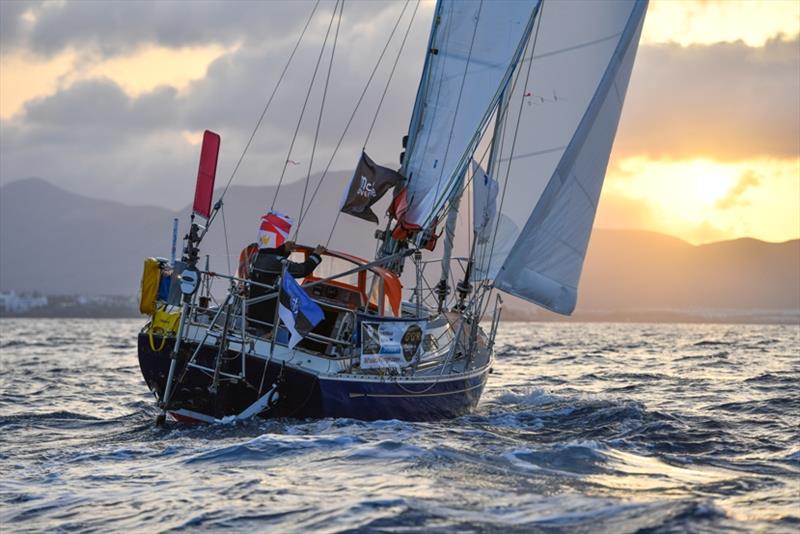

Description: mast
[375,1,444,273]
[438,82,510,313]
[454,85,510,311]
[402,0,541,232]
[376,0,541,277]
[434,170,465,312]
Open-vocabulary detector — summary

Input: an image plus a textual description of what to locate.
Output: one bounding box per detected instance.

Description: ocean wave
[1,320,797,532]
[692,339,736,347]
[184,433,366,464]
[494,387,561,406]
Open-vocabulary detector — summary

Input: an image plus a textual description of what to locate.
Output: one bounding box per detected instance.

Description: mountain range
[1,177,798,322]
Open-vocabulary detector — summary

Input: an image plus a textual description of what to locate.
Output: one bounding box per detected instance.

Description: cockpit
[249,245,402,356]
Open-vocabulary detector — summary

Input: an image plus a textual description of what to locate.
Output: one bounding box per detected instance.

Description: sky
[0,0,798,245]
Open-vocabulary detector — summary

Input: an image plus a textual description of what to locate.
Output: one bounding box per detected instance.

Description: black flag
[340,151,403,223]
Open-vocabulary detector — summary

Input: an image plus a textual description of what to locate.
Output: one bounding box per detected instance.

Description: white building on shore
[0,291,49,313]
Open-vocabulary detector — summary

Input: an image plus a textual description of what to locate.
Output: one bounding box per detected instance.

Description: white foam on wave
[494,387,560,406]
[562,439,603,450]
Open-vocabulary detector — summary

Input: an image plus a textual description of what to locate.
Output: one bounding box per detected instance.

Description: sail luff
[494,0,648,315]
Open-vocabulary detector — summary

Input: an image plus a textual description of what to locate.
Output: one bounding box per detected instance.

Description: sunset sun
[599,157,800,244]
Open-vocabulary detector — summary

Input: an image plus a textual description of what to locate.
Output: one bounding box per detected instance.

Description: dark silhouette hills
[2,177,798,322]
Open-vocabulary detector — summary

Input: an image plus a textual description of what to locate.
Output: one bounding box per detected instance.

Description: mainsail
[476,0,648,315]
[401,0,540,229]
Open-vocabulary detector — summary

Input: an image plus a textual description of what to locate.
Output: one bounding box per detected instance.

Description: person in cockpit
[247,241,325,333]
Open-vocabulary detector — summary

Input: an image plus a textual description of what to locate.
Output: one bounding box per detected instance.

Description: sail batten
[534,32,624,60]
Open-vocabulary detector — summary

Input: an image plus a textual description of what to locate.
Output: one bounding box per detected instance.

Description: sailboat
[137,0,649,424]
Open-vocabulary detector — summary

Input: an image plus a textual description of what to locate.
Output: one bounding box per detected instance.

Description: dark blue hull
[137,333,322,419]
[137,333,489,422]
[319,373,487,420]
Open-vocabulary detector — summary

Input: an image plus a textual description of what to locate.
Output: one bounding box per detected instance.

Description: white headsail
[402,0,540,230]
[476,0,648,315]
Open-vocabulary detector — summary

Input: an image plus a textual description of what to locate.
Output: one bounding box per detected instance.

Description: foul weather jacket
[248,245,322,329]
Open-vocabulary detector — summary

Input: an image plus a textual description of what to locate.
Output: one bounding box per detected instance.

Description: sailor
[244,210,325,333]
[252,241,325,285]
[248,241,326,333]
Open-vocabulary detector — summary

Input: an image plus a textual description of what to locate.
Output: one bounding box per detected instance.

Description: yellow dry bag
[148,306,181,352]
[139,258,161,314]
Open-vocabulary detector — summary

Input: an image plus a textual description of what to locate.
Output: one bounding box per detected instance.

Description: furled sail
[401,0,540,230]
[479,0,648,315]
[471,159,499,244]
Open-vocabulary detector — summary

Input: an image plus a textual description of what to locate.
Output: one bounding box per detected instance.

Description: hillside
[1,177,798,322]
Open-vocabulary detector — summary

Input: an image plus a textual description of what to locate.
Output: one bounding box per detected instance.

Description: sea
[0,319,797,533]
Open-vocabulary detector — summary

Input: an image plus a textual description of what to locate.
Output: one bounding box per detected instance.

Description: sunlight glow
[643,0,800,47]
[598,157,800,244]
[0,51,76,119]
[0,44,233,119]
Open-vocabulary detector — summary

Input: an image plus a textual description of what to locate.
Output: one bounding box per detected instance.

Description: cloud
[21,78,178,131]
[715,170,761,210]
[0,1,35,50]
[1,1,797,215]
[615,37,800,160]
[0,1,429,207]
[2,1,401,59]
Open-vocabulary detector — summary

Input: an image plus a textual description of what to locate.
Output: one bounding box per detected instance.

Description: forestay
[477,0,648,315]
[402,0,540,229]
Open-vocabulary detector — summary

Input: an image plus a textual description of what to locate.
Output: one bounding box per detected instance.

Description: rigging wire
[221,204,232,275]
[467,156,472,259]
[291,0,416,237]
[474,74,513,276]
[323,0,422,247]
[420,2,541,309]
[426,0,542,237]
[296,0,345,239]
[474,84,512,272]
[362,0,421,150]
[472,13,538,281]
[432,72,513,310]
[437,135,491,280]
[271,0,341,211]
[218,0,321,201]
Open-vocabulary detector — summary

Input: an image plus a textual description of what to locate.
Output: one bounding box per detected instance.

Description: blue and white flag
[278,275,324,349]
